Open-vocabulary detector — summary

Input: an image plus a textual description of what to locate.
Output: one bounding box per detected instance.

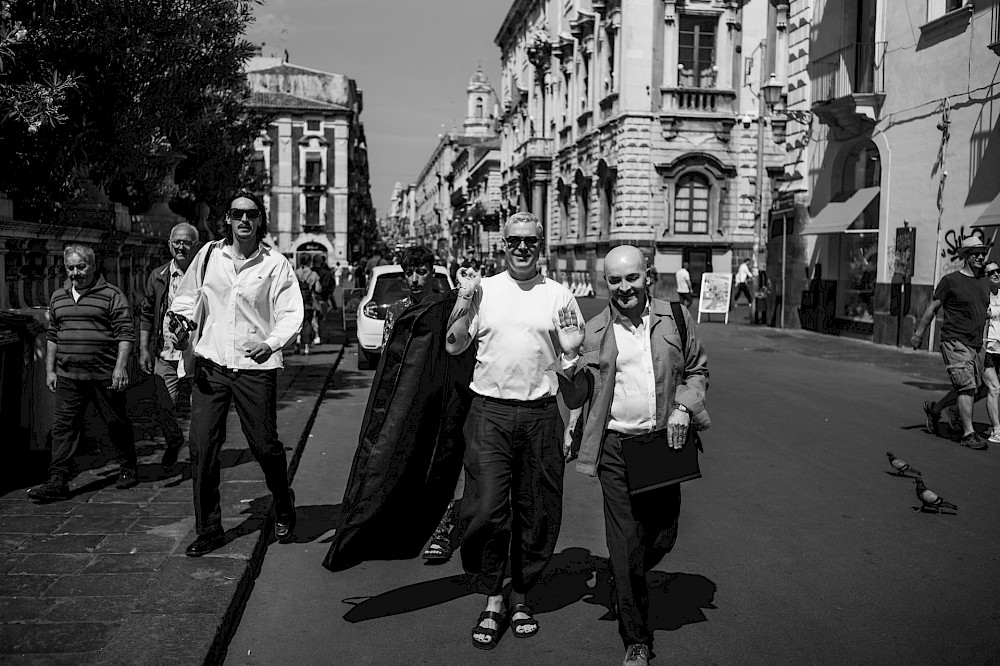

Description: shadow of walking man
[339,545,717,636]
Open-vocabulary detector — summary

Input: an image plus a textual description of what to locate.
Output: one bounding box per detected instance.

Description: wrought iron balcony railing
[810,42,887,104]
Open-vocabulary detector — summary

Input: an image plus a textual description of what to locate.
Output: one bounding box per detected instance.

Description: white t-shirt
[987,291,1000,353]
[467,271,582,401]
[675,267,692,294]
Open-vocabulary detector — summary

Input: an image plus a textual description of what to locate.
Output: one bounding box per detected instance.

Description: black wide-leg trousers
[598,430,682,649]
[459,394,565,596]
[189,359,293,537]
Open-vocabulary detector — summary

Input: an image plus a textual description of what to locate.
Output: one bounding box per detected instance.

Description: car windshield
[372,272,451,306]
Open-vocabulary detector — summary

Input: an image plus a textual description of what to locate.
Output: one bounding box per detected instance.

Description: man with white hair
[139,222,200,468]
[28,244,137,500]
[445,211,584,649]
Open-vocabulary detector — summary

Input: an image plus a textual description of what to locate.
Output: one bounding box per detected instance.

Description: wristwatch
[672,402,690,415]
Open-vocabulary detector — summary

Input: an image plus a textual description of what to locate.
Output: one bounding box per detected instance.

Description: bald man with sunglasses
[445,212,584,649]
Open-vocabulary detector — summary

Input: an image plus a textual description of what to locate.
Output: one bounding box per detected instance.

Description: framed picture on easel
[697,272,733,324]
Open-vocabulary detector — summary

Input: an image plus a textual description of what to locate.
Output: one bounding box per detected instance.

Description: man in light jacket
[557,245,709,666]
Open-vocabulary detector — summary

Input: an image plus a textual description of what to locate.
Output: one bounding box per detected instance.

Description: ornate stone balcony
[809,42,886,140]
[510,137,554,170]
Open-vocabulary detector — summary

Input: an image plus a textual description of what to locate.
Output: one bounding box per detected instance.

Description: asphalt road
[224,302,1000,665]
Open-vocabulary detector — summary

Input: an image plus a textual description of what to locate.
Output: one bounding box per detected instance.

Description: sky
[245,0,512,216]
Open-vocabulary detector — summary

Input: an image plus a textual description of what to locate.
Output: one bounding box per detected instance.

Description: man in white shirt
[167,191,304,557]
[557,245,709,666]
[675,261,693,308]
[445,212,584,649]
[733,257,754,308]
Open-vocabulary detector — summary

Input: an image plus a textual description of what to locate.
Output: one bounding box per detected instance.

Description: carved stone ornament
[526,28,553,74]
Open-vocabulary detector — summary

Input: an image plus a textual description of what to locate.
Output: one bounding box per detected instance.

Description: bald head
[604,245,650,318]
[604,245,647,277]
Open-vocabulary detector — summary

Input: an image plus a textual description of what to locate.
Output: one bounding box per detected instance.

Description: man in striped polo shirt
[28,244,137,501]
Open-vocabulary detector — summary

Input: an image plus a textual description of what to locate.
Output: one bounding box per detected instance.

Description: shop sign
[894,225,915,279]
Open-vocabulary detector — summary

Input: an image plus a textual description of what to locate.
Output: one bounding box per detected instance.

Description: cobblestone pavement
[0,310,346,665]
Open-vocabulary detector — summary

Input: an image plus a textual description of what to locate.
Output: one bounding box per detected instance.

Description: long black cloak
[323,291,474,572]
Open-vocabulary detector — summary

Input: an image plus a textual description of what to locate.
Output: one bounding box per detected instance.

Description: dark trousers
[459,394,565,596]
[598,431,682,649]
[189,359,293,537]
[733,282,754,306]
[49,376,136,481]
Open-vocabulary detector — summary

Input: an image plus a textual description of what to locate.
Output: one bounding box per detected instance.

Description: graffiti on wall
[937,226,994,277]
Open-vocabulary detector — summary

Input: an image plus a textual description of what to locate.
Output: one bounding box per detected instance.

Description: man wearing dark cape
[323,289,475,571]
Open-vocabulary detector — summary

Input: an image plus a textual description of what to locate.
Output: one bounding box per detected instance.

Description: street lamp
[752,36,783,318]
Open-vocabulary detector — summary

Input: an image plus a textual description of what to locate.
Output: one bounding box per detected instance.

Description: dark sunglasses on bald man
[228,208,261,220]
[505,236,540,248]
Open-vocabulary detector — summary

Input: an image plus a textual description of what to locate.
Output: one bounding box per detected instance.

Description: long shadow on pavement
[339,545,716,636]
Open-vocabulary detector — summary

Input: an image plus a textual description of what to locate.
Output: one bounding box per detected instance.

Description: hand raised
[456,267,481,296]
[556,305,584,355]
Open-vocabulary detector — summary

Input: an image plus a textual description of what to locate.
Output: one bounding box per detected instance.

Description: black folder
[620,428,702,495]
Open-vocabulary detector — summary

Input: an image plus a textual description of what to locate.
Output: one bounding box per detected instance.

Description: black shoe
[115,468,138,489]
[160,445,182,469]
[185,532,225,557]
[960,432,989,450]
[27,477,70,501]
[274,514,296,543]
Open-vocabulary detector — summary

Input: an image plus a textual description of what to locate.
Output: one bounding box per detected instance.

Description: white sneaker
[989,429,1000,444]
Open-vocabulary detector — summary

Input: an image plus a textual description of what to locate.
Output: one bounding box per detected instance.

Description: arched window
[475,97,484,119]
[598,161,616,239]
[674,173,710,234]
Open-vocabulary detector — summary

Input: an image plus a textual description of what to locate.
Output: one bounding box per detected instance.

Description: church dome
[468,67,490,89]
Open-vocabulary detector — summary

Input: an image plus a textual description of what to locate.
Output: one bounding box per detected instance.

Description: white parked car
[355,264,455,369]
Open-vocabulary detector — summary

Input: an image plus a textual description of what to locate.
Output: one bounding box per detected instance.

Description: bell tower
[464,66,494,136]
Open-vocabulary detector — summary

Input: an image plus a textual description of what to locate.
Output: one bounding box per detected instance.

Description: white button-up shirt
[607,304,657,436]
[169,242,303,372]
[159,260,186,362]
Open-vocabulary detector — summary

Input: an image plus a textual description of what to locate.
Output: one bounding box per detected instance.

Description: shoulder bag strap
[670,300,687,351]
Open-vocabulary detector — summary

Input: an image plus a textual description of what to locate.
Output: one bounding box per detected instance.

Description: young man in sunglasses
[166,191,304,556]
[445,211,584,649]
[138,222,200,468]
[912,236,991,449]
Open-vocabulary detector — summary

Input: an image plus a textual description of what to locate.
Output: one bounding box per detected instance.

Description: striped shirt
[47,276,135,380]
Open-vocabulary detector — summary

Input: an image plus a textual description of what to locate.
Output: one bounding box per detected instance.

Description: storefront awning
[975,194,1000,227]
[800,187,880,235]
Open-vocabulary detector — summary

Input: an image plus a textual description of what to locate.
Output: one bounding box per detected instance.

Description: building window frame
[677,14,719,89]
[656,153,735,238]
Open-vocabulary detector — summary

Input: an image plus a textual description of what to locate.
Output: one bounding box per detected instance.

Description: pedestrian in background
[981,261,1000,444]
[167,190,304,556]
[675,261,693,308]
[445,211,583,649]
[295,257,320,355]
[913,236,990,450]
[138,222,200,468]
[733,258,754,308]
[556,245,709,666]
[28,244,137,500]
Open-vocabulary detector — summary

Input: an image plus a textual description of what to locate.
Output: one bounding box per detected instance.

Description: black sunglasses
[988,269,1000,276]
[228,208,261,220]
[505,236,540,248]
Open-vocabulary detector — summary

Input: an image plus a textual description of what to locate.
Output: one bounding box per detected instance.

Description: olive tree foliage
[0,0,270,221]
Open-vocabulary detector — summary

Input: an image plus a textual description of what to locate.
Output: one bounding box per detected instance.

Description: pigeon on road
[915,478,958,512]
[886,451,921,476]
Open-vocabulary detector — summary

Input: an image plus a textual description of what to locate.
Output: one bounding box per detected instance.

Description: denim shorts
[940,339,984,393]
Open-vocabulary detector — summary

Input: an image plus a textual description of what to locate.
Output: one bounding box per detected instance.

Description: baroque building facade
[780,0,999,346]
[495,0,787,297]
[246,57,375,266]
[408,69,503,261]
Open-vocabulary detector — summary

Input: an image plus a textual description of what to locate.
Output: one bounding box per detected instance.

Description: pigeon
[886,451,921,476]
[915,478,958,512]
